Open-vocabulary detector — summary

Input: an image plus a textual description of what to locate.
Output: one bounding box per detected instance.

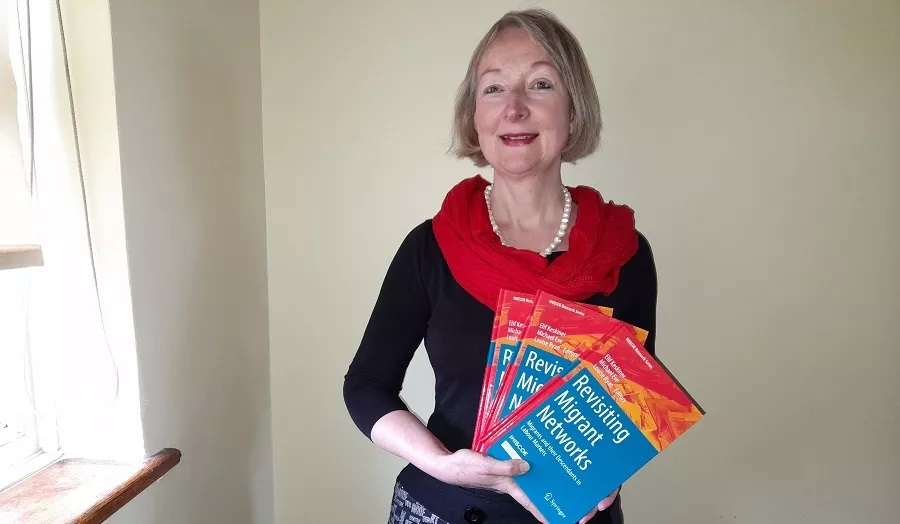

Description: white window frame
[0,416,39,470]
[0,251,61,489]
[1,0,64,488]
[2,0,145,490]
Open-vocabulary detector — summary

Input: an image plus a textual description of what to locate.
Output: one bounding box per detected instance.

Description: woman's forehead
[478,28,556,75]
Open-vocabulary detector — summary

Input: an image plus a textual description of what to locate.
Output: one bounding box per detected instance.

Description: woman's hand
[426,449,548,523]
[577,486,620,524]
[370,411,547,522]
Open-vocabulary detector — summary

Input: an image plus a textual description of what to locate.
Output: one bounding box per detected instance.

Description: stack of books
[473,289,704,524]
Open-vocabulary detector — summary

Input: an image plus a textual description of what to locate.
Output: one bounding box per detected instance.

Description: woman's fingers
[578,486,621,523]
[450,450,619,523]
[597,487,620,511]
[437,450,531,492]
[501,479,548,524]
[579,507,598,524]
[479,456,530,477]
[459,449,528,478]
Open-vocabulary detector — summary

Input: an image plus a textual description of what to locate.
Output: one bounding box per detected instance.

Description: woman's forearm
[370,410,452,477]
[369,409,544,521]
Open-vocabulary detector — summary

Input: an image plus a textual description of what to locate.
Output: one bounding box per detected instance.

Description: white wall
[262,1,899,523]
[99,0,274,522]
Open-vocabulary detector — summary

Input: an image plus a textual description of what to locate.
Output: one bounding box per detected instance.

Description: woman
[343,8,657,524]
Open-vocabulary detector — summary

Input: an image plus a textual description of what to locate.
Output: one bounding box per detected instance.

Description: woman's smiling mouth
[499,133,538,146]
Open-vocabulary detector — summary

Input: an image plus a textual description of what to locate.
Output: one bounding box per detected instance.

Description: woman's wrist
[371,410,452,475]
[417,445,453,479]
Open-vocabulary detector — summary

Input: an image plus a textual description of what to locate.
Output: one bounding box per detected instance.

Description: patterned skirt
[386,480,623,524]
[387,482,450,524]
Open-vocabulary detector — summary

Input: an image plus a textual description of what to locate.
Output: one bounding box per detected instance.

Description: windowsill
[0,448,181,524]
[0,245,43,271]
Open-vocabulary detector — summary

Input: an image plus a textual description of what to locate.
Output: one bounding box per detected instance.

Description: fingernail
[518,460,530,473]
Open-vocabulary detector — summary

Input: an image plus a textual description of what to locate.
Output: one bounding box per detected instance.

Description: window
[1,0,128,488]
[1,0,55,484]
[0,267,42,472]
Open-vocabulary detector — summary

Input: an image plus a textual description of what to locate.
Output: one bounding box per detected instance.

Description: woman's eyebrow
[479,60,557,79]
[479,67,501,79]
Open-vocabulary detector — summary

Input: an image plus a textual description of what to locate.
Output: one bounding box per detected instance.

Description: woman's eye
[484,85,501,94]
[533,80,552,90]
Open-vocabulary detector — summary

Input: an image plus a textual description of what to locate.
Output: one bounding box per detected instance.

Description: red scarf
[432,175,639,311]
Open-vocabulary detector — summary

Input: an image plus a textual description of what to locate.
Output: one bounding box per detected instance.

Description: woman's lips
[500,133,538,146]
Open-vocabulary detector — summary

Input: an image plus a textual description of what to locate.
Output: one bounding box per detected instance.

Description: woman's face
[474,28,572,179]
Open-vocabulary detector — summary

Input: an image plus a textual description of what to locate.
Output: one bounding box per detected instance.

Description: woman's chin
[490,157,552,178]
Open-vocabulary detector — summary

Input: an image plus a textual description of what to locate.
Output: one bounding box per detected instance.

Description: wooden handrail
[0,448,181,524]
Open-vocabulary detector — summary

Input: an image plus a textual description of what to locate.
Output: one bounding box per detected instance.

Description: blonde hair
[450,8,602,167]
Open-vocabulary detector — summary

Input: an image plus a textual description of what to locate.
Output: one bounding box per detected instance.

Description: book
[474,292,615,451]
[478,292,626,452]
[473,290,535,448]
[480,306,705,524]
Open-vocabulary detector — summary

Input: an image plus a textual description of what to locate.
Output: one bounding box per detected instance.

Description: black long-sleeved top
[343,219,658,524]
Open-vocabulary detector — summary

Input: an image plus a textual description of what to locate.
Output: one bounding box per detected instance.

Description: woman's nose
[503,91,529,121]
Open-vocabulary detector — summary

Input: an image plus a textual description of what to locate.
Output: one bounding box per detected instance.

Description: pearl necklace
[484,183,572,257]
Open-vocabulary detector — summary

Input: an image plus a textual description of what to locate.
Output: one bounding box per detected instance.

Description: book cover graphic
[586,304,648,346]
[591,305,648,346]
[630,324,649,345]
[483,324,704,524]
[485,292,621,447]
[596,305,613,318]
[473,290,534,448]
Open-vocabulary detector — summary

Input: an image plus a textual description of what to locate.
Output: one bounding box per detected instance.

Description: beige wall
[100,0,274,522]
[262,1,899,523]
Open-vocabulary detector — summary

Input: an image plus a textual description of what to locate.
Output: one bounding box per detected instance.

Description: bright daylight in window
[2,0,144,489]
[1,0,58,484]
[0,228,45,476]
